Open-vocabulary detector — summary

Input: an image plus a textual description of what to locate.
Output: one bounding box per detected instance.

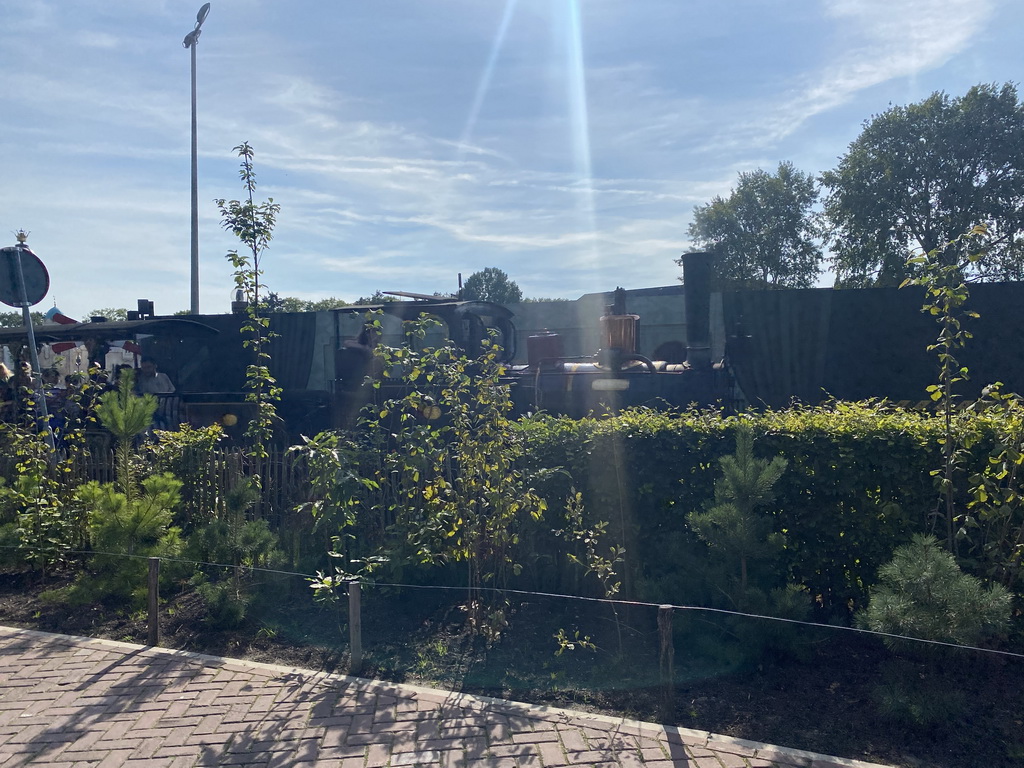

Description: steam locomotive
[0,253,731,439]
[14,243,1018,439]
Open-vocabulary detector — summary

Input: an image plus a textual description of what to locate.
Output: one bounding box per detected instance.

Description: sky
[2,0,1023,320]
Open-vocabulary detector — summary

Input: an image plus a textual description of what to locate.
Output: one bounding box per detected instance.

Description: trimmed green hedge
[516,403,947,616]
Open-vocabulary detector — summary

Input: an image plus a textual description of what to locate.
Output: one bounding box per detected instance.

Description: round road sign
[0,246,50,308]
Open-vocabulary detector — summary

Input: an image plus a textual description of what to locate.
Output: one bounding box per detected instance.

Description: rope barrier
[1,543,1022,660]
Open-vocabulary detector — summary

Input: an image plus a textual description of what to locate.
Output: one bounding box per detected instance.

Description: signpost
[0,233,55,452]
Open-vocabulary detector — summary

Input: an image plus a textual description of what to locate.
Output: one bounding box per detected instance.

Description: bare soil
[0,567,1020,768]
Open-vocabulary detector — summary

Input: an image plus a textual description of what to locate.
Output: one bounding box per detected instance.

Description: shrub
[859,533,1011,652]
[147,424,225,531]
[73,473,185,607]
[184,478,285,629]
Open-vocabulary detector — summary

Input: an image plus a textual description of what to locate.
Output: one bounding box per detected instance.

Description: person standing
[136,358,175,395]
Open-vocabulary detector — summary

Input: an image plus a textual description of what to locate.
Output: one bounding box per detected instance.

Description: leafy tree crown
[823,82,1024,286]
[685,161,822,289]
[461,268,523,304]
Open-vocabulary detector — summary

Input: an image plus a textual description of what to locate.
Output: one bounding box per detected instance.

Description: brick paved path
[0,626,890,768]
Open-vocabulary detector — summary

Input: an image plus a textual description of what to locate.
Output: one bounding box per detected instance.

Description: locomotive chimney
[681,251,712,368]
[600,286,640,355]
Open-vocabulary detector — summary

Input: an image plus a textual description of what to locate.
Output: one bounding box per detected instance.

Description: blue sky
[2,0,1022,319]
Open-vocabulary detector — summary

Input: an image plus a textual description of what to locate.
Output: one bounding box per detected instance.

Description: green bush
[183,477,286,629]
[72,473,185,608]
[858,533,1011,652]
[147,424,225,531]
[858,533,1011,729]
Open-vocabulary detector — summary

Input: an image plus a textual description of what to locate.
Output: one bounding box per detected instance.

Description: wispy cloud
[0,0,1014,317]
[713,0,996,151]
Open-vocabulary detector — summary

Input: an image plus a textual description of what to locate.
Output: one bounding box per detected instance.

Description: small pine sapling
[688,425,787,596]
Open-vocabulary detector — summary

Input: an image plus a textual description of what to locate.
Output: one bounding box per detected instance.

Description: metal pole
[184,5,208,314]
[658,604,675,718]
[349,581,363,674]
[189,38,200,315]
[13,244,55,453]
[148,557,161,646]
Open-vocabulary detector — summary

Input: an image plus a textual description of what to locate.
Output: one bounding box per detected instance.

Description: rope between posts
[2,544,1023,660]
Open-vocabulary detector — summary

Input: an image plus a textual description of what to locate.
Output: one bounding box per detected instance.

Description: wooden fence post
[147,558,160,646]
[349,580,363,674]
[658,604,674,718]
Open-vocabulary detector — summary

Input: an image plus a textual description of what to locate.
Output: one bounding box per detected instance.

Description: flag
[47,309,81,353]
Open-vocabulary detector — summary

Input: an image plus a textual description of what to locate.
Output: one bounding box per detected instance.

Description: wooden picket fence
[72,443,311,531]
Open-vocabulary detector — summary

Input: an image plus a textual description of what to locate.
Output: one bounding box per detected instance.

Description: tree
[215,143,282,460]
[822,83,1024,286]
[263,295,350,313]
[461,268,523,304]
[687,426,787,594]
[354,291,400,305]
[0,311,44,327]
[303,297,351,312]
[85,308,128,322]
[685,162,822,289]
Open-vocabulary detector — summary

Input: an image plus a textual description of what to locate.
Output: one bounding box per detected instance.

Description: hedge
[515,402,948,616]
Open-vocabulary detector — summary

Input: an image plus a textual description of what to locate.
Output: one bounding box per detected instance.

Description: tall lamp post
[183,3,211,315]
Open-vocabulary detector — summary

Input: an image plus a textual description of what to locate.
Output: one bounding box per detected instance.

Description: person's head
[357,325,381,347]
[15,362,32,386]
[140,357,157,378]
[42,368,60,386]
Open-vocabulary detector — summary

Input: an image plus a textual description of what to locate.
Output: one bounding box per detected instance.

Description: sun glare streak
[564,0,598,265]
[459,0,519,150]
[430,0,518,269]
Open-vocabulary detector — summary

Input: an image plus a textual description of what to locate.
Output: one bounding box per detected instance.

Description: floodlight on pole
[183,3,210,315]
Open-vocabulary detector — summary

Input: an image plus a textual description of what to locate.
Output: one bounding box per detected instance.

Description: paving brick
[392,750,441,766]
[415,737,477,753]
[640,746,669,761]
[318,744,368,760]
[365,742,391,767]
[347,729,393,746]
[562,750,615,765]
[0,628,891,768]
[615,751,647,768]
[486,743,540,759]
[558,729,588,754]
[438,749,468,768]
[512,730,560,745]
[716,753,753,768]
[153,743,203,758]
[96,748,137,768]
[348,713,374,734]
[537,741,568,767]
[132,737,168,760]
[464,759,513,768]
[306,715,354,730]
